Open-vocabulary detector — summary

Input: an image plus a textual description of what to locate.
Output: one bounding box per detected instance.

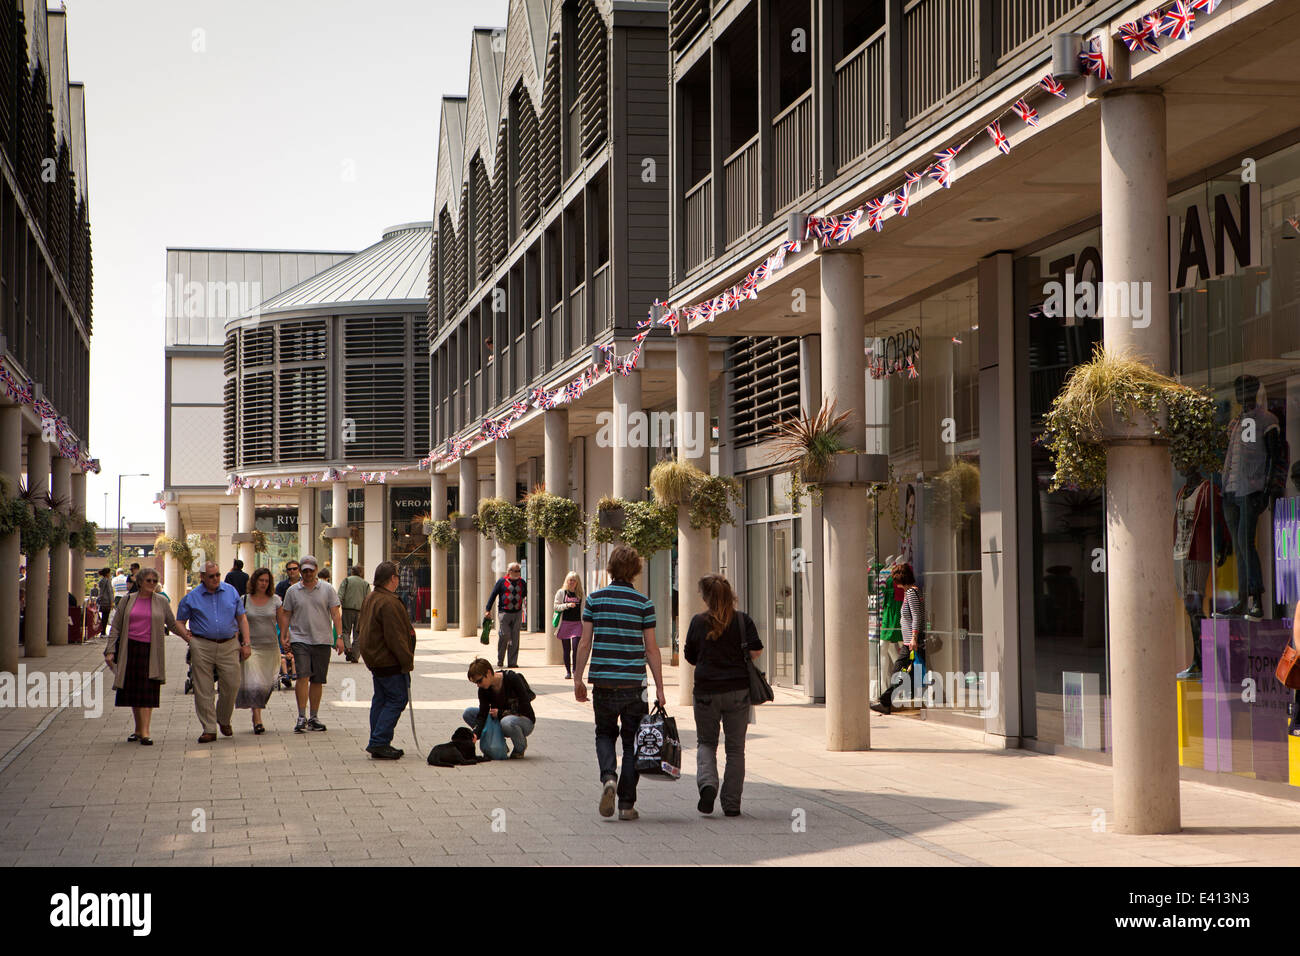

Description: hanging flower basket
[525,490,583,547]
[476,497,529,545]
[427,519,459,551]
[452,512,477,532]
[1041,346,1222,491]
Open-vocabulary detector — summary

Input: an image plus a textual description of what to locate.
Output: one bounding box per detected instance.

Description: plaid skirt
[114,639,161,709]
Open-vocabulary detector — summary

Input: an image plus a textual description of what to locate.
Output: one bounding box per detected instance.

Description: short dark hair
[351,565,364,577]
[895,564,916,587]
[467,658,494,682]
[232,559,244,570]
[373,561,398,589]
[130,563,140,571]
[99,568,110,577]
[606,545,641,583]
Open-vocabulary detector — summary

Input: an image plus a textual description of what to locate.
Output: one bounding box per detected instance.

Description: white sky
[68,0,509,526]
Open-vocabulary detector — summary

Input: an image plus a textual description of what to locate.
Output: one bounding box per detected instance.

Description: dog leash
[406,672,421,755]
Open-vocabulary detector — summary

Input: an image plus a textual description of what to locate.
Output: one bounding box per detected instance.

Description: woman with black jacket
[684,574,763,817]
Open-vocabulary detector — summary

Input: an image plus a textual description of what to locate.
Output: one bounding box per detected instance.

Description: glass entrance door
[769,522,799,685]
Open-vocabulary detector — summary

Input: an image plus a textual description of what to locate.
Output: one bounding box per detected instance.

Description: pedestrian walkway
[2,626,1300,866]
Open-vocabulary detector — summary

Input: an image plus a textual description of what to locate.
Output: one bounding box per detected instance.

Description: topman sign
[1040,183,1261,326]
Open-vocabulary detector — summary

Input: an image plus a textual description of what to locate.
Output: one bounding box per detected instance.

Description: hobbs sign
[1041,183,1260,325]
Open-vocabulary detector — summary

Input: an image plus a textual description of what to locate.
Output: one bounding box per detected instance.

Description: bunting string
[0,364,99,474]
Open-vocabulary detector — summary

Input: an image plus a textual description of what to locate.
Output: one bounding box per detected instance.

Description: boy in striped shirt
[574,545,665,821]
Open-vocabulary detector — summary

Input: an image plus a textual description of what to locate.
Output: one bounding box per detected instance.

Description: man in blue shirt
[176,561,250,743]
[574,545,664,821]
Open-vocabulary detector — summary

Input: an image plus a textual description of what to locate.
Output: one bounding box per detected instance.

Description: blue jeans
[462,706,534,755]
[368,673,409,749]
[1224,490,1268,599]
[593,686,648,809]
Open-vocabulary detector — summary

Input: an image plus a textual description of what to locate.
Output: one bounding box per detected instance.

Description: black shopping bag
[634,703,681,780]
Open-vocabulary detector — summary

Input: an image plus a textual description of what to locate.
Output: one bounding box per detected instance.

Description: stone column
[24,434,51,657]
[217,503,237,573]
[431,471,448,631]
[69,469,88,620]
[0,406,21,673]
[676,334,711,704]
[612,370,647,593]
[297,487,314,560]
[544,408,569,665]
[459,457,479,637]
[330,479,349,584]
[1101,87,1180,834]
[495,437,517,568]
[479,475,495,623]
[819,248,870,751]
[47,455,71,645]
[238,486,255,570]
[163,500,181,612]
[362,483,384,580]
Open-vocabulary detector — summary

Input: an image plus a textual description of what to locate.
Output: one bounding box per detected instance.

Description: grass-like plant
[649,460,704,507]
[1042,346,1222,491]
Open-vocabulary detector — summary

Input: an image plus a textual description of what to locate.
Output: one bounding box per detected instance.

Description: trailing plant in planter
[619,499,678,558]
[1041,346,1221,491]
[427,519,459,551]
[68,516,99,554]
[251,529,268,553]
[476,497,529,545]
[589,495,625,545]
[649,460,703,507]
[525,489,583,547]
[688,474,743,538]
[154,534,194,571]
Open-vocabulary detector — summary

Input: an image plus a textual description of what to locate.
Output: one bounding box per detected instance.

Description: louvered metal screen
[344,315,405,357]
[518,93,539,228]
[493,123,509,263]
[539,40,562,206]
[278,319,327,362]
[457,188,470,310]
[473,158,492,281]
[669,0,708,52]
[577,1,607,158]
[728,336,802,447]
[223,332,238,375]
[427,232,439,342]
[344,363,408,458]
[413,360,431,451]
[242,326,274,367]
[223,377,236,470]
[277,367,327,461]
[241,371,275,465]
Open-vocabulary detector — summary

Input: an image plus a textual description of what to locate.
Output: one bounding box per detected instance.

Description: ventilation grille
[344,364,408,458]
[728,337,802,448]
[277,367,328,462]
[240,371,275,465]
[279,319,328,362]
[242,327,274,367]
[539,39,562,206]
[223,377,236,470]
[517,92,539,228]
[413,361,431,451]
[669,0,709,52]
[577,1,608,157]
[345,315,406,357]
[223,332,238,375]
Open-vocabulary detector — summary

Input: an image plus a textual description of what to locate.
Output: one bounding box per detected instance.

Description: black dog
[427,727,487,767]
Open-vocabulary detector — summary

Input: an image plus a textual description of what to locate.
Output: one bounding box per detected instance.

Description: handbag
[634,704,681,780]
[551,608,563,629]
[1277,640,1300,690]
[740,612,775,705]
[479,614,493,645]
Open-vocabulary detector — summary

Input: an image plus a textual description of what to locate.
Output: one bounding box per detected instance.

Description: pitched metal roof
[247,223,433,317]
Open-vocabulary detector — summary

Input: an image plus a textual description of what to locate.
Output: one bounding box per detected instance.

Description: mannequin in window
[1173,466,1228,679]
[1220,374,1282,620]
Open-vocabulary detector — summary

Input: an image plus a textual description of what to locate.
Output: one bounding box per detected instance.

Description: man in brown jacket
[358,561,416,759]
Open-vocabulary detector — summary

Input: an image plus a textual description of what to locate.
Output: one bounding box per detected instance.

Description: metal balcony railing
[592,262,611,333]
[904,0,978,122]
[550,302,564,371]
[835,29,888,171]
[515,332,527,390]
[532,319,545,378]
[683,175,712,274]
[772,90,814,213]
[569,284,586,355]
[996,0,1088,62]
[723,134,760,247]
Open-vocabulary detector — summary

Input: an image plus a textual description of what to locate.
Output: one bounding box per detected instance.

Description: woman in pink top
[106,568,189,744]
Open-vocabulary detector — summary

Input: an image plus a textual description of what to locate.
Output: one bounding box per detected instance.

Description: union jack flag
[1190,0,1221,11]
[987,121,1010,155]
[928,160,951,188]
[1039,73,1067,98]
[1160,2,1195,40]
[751,259,771,283]
[904,170,921,187]
[1119,20,1161,53]
[1080,41,1111,80]
[906,357,919,380]
[830,210,861,244]
[864,197,885,231]
[1288,216,1300,234]
[891,186,910,217]
[1012,99,1039,128]
[565,379,583,403]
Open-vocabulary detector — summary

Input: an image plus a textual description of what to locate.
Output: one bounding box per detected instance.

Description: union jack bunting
[1012,99,1039,128]
[891,186,910,217]
[1190,0,1220,11]
[1160,2,1195,40]
[904,170,921,187]
[987,121,1010,155]
[741,273,759,298]
[906,357,919,380]
[1288,216,1300,234]
[1039,73,1067,98]
[829,210,861,244]
[564,380,583,404]
[863,197,885,231]
[1119,20,1161,53]
[751,258,771,282]
[928,160,952,188]
[1079,41,1111,80]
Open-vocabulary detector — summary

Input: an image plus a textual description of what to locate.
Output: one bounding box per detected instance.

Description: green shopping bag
[480,614,493,645]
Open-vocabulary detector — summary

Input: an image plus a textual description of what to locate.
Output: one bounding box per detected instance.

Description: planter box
[230,531,256,545]
[817,453,890,487]
[421,520,435,535]
[1096,402,1165,442]
[597,507,626,531]
[321,526,351,539]
[453,515,477,532]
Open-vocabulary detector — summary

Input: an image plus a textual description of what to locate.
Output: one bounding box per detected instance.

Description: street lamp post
[116,473,149,569]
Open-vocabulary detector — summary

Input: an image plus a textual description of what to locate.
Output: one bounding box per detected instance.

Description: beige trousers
[190,637,242,734]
